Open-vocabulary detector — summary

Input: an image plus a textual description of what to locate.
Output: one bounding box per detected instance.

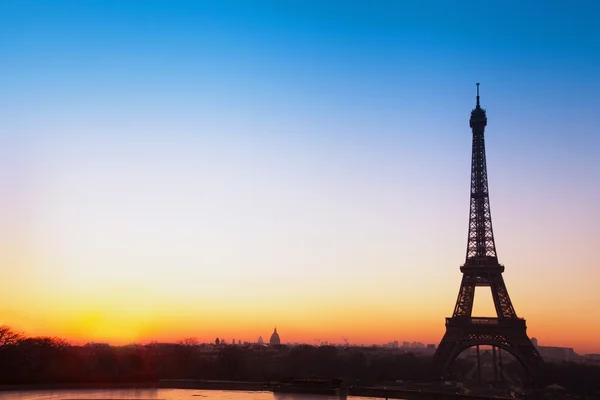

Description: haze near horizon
[1,1,599,353]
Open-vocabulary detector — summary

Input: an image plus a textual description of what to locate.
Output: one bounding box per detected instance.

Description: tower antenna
[476,82,480,107]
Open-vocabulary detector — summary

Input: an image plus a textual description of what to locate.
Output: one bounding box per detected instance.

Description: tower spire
[476,82,480,107]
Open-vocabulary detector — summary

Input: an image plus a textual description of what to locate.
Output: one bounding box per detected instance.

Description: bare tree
[178,337,199,347]
[0,326,22,350]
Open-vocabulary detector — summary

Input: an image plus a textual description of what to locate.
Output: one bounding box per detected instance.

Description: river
[0,389,382,400]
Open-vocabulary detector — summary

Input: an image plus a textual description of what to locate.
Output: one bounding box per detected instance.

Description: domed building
[269,327,281,346]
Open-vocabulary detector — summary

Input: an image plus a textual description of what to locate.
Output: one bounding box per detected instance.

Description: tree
[17,336,71,382]
[218,345,243,380]
[178,337,199,347]
[0,326,22,351]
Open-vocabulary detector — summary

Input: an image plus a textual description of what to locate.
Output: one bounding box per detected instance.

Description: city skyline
[37,328,573,359]
[2,1,599,354]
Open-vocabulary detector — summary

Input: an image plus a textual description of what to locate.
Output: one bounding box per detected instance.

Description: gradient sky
[1,1,599,353]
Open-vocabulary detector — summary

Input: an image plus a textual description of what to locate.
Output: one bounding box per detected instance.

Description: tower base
[432,317,544,385]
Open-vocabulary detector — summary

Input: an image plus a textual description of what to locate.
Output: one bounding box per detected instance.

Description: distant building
[531,338,577,363]
[538,346,577,362]
[427,344,437,349]
[582,354,600,365]
[257,336,264,345]
[402,341,410,348]
[269,327,281,346]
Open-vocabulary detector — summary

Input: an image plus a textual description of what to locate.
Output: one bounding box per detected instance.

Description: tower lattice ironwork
[432,84,544,383]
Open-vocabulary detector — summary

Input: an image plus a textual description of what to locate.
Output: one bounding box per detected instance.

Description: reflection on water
[273,394,346,400]
[0,389,381,400]
[278,396,387,400]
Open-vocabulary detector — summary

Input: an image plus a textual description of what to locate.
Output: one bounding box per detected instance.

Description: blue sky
[1,0,600,350]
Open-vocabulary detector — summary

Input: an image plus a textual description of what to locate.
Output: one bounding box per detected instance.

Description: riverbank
[0,380,516,400]
[0,380,268,392]
[0,381,158,391]
[158,379,269,391]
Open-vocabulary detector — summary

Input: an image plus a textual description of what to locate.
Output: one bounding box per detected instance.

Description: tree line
[0,326,598,396]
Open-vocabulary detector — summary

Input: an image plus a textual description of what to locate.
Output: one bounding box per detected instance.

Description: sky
[1,0,599,353]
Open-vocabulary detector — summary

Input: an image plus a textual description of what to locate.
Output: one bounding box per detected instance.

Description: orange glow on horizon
[2,294,599,354]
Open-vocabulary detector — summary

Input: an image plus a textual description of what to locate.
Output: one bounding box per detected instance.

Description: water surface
[0,389,376,400]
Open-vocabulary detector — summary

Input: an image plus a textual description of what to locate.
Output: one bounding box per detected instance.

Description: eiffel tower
[432,84,544,384]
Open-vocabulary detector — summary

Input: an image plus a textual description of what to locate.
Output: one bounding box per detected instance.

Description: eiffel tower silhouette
[432,84,544,384]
